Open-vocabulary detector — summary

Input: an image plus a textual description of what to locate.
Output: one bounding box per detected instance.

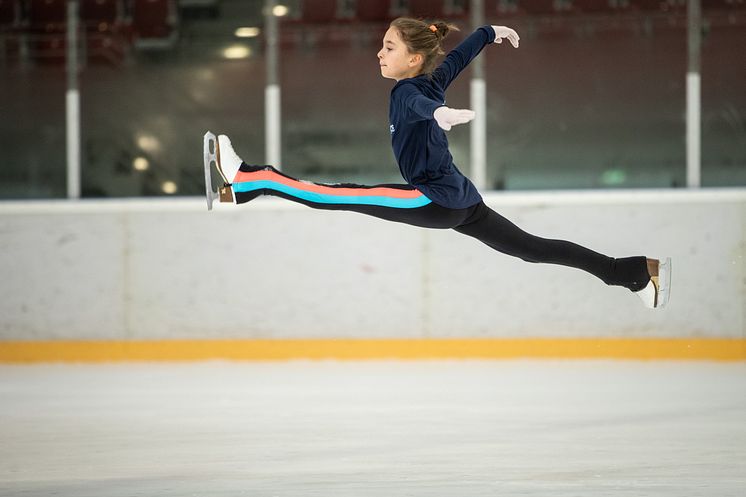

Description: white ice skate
[635,257,672,309]
[203,132,242,210]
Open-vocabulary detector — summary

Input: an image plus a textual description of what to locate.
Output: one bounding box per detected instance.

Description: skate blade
[203,131,220,211]
[657,257,672,308]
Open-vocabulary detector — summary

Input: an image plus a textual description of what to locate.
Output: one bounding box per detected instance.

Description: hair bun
[432,21,453,38]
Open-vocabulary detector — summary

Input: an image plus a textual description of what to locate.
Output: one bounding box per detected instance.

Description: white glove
[492,25,520,48]
[433,106,476,131]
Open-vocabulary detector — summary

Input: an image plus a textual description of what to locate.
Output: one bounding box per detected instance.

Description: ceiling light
[161,181,178,194]
[273,5,289,16]
[223,45,252,60]
[133,157,149,171]
[235,27,260,38]
[136,134,161,153]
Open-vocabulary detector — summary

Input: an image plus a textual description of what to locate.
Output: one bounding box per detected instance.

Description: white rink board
[0,361,745,496]
[0,189,744,340]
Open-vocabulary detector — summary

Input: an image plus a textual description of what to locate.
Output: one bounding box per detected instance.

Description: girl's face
[377,27,423,81]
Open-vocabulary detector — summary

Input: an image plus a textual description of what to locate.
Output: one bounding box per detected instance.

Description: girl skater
[203,18,671,308]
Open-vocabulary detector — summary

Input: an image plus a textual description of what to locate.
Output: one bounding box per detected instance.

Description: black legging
[232,164,650,291]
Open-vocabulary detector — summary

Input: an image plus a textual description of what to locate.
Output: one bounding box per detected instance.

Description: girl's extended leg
[232,164,473,229]
[210,133,471,228]
[211,134,658,298]
[453,202,650,291]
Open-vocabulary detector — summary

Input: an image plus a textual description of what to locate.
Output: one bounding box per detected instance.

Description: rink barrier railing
[1,338,745,363]
[1,187,744,352]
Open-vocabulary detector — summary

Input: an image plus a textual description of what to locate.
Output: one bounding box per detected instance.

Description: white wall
[1,189,744,340]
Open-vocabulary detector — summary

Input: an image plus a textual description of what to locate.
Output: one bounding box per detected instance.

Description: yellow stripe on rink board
[0,338,745,363]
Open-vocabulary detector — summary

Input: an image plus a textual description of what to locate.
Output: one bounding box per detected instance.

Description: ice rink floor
[1,361,745,497]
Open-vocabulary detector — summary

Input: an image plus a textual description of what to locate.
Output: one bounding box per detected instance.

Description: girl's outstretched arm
[432,25,519,90]
[397,82,476,131]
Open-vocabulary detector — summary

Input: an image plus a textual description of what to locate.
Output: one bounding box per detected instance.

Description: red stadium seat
[80,0,121,29]
[573,0,616,14]
[444,0,469,17]
[485,0,524,18]
[408,0,446,18]
[17,1,61,66]
[704,0,746,9]
[356,0,392,22]
[0,0,22,65]
[630,0,684,22]
[86,30,127,65]
[520,0,560,16]
[81,0,127,64]
[300,0,336,23]
[630,0,666,11]
[406,0,468,19]
[26,0,67,64]
[659,0,687,11]
[0,0,20,28]
[27,29,66,64]
[29,0,67,28]
[132,0,177,43]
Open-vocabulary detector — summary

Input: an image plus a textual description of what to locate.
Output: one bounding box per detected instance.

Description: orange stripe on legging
[233,170,424,199]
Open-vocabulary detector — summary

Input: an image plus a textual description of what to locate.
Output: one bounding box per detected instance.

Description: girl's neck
[396,70,424,82]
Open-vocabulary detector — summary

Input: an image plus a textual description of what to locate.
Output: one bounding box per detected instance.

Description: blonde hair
[389,17,459,75]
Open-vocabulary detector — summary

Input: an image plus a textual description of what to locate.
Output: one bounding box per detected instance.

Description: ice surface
[1,361,745,496]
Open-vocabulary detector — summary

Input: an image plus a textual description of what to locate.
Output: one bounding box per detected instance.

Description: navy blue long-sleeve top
[389,25,496,209]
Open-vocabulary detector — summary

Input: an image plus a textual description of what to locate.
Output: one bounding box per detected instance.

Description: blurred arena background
[0,0,744,198]
[1,2,745,495]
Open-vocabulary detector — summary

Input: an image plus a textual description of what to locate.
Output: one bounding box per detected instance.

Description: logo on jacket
[389,124,395,134]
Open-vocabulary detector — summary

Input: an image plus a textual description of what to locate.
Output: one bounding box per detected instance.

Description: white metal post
[686,73,701,188]
[265,0,281,168]
[470,0,487,190]
[686,0,701,188]
[66,0,81,199]
[265,85,281,168]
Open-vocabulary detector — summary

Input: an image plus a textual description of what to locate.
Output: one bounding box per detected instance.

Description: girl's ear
[408,53,423,68]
